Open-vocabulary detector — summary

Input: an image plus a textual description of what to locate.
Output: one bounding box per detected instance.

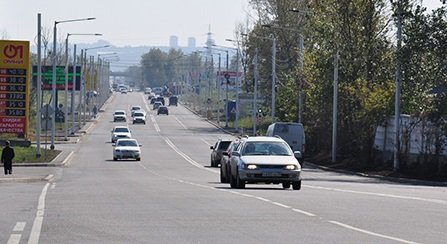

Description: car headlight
[246,164,257,170]
[285,164,297,170]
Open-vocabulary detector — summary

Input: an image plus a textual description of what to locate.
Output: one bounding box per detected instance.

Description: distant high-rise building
[188,37,196,49]
[169,36,178,48]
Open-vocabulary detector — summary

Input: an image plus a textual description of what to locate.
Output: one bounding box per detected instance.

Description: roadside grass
[11,147,61,164]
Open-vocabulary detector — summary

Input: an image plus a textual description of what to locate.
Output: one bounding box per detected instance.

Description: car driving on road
[157,106,169,115]
[132,111,146,124]
[220,139,241,183]
[113,110,127,122]
[210,139,232,167]
[130,105,142,117]
[228,136,302,190]
[113,138,141,161]
[111,126,132,143]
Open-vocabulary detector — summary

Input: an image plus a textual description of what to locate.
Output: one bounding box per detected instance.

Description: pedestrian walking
[93,105,98,118]
[2,140,15,175]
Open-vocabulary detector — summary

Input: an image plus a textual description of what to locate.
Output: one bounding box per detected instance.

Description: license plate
[262,172,281,177]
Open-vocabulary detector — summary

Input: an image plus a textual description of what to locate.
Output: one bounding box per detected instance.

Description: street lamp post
[64,33,101,140]
[51,17,95,149]
[81,45,110,125]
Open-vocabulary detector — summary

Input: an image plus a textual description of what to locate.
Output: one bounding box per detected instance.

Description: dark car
[169,96,178,106]
[210,139,232,167]
[157,106,169,115]
[156,96,165,105]
[220,139,241,183]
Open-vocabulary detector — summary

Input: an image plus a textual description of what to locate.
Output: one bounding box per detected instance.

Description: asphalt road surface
[1,92,446,244]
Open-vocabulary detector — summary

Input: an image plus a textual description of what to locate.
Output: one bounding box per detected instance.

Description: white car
[130,105,142,117]
[113,110,126,122]
[111,126,132,143]
[113,138,141,161]
[229,136,302,190]
[132,111,146,124]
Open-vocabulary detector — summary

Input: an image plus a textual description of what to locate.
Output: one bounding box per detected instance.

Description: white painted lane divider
[201,138,212,146]
[7,234,21,244]
[329,221,420,244]
[13,222,26,232]
[144,130,421,244]
[306,185,447,205]
[28,183,50,244]
[150,114,161,132]
[173,115,188,129]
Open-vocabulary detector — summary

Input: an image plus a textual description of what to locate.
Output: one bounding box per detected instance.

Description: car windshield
[114,128,129,133]
[132,106,141,110]
[134,113,144,117]
[242,142,291,156]
[117,140,138,147]
[115,111,125,115]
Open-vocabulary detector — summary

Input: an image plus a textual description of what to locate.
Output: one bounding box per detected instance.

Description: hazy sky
[0,0,444,48]
[0,0,251,47]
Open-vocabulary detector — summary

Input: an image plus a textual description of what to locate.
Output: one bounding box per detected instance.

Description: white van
[266,122,305,157]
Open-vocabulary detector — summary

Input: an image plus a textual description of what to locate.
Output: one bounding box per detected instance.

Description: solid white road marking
[329,221,420,244]
[7,234,21,244]
[306,185,447,205]
[150,114,161,132]
[51,183,56,189]
[291,208,316,217]
[28,183,50,244]
[139,137,423,243]
[173,115,188,129]
[201,138,213,146]
[13,222,26,232]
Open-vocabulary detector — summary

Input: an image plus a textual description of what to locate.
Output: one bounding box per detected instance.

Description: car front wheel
[292,181,301,190]
[282,182,291,189]
[236,171,245,189]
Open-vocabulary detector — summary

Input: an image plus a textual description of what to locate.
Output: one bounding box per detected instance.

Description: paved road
[1,92,446,244]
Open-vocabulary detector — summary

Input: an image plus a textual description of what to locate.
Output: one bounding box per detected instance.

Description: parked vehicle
[210,139,232,167]
[266,122,305,158]
[228,136,302,190]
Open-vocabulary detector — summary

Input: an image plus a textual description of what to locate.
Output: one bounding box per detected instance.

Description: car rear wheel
[282,182,291,189]
[230,172,237,188]
[292,181,301,190]
[220,166,228,183]
[136,158,141,161]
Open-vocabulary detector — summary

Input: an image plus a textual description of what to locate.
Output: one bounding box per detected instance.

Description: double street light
[51,17,96,150]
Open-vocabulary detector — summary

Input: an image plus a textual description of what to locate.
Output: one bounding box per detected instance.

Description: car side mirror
[294,151,302,159]
[139,144,142,147]
[210,146,214,150]
[231,151,240,157]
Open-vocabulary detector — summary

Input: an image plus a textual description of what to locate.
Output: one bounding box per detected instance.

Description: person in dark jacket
[2,140,15,175]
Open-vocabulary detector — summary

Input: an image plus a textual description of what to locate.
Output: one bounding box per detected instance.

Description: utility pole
[332,51,339,163]
[271,37,276,122]
[36,13,42,157]
[252,48,258,136]
[298,35,304,123]
[394,0,402,172]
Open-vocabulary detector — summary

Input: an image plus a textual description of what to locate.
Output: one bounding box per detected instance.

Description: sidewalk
[0,95,113,183]
[0,105,102,183]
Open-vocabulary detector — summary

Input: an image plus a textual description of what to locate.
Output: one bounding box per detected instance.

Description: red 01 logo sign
[3,45,23,59]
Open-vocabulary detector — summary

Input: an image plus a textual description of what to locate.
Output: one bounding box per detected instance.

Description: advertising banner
[0,40,30,136]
